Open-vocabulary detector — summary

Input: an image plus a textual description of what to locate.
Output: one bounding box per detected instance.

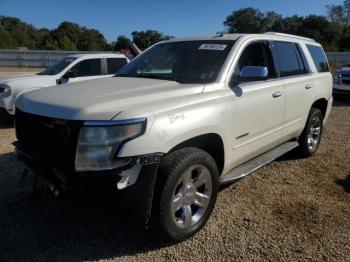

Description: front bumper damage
[14,141,163,224]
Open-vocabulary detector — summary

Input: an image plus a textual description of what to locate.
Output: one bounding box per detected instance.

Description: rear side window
[107,58,128,74]
[273,41,309,77]
[306,45,329,73]
[70,59,101,77]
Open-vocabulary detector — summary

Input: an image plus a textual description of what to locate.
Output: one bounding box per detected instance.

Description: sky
[0,0,345,42]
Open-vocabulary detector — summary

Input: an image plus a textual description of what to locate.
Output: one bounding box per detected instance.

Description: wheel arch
[310,98,328,118]
[168,133,225,176]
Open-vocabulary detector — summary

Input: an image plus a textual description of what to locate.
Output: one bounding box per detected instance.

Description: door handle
[272,91,282,98]
[305,84,313,89]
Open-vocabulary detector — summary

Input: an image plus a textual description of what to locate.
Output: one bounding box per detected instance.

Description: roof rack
[263,32,315,42]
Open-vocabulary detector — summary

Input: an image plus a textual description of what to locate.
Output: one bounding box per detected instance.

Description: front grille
[15,109,82,171]
[341,74,350,85]
[342,79,350,85]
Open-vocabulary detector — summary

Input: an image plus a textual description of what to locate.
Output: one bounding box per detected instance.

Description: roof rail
[263,32,315,42]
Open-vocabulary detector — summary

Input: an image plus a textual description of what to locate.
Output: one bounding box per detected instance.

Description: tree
[58,36,76,51]
[224,8,264,33]
[0,26,17,49]
[77,28,108,51]
[0,16,109,51]
[131,30,173,49]
[0,16,35,48]
[327,4,345,23]
[261,11,284,32]
[114,35,131,51]
[55,22,81,44]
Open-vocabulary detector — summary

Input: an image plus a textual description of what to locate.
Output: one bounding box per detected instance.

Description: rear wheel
[297,108,323,157]
[156,148,219,241]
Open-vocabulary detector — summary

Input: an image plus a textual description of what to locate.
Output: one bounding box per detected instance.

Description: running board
[220,141,299,185]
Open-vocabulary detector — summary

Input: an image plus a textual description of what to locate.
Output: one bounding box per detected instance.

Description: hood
[0,74,54,87]
[16,77,204,120]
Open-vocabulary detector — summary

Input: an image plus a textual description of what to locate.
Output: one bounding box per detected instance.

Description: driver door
[229,41,285,167]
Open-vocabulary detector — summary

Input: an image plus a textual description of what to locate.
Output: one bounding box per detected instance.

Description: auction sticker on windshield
[198,44,227,51]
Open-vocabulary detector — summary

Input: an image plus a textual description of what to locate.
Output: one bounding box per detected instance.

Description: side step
[220,141,299,185]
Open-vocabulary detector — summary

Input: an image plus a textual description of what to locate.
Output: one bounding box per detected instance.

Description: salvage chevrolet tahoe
[14,32,333,241]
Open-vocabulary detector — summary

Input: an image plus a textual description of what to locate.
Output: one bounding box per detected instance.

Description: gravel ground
[0,96,349,262]
[0,68,42,80]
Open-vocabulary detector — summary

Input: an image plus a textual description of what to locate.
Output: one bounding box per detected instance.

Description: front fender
[118,98,231,157]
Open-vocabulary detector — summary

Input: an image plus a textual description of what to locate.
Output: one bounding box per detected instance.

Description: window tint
[294,44,309,74]
[117,40,234,84]
[232,41,276,84]
[273,41,307,77]
[38,57,76,75]
[107,58,128,74]
[70,59,101,77]
[306,45,329,72]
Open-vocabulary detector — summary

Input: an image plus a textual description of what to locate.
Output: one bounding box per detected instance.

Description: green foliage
[114,35,131,51]
[224,8,264,33]
[223,1,350,51]
[0,16,108,51]
[76,29,107,51]
[131,30,173,49]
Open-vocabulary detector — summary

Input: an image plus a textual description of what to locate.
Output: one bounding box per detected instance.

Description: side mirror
[63,70,77,79]
[240,66,268,82]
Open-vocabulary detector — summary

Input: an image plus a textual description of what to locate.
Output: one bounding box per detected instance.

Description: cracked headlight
[75,118,146,171]
[0,85,11,98]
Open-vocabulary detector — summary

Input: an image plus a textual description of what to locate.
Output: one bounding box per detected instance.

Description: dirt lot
[0,96,349,262]
[0,67,42,78]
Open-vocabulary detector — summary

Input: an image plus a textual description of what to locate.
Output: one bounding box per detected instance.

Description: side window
[306,45,329,73]
[294,44,310,74]
[273,41,307,77]
[107,58,128,74]
[70,59,101,77]
[232,41,277,84]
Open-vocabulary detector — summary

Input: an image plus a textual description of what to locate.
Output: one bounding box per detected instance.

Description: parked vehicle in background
[14,32,332,241]
[333,63,350,95]
[0,53,130,115]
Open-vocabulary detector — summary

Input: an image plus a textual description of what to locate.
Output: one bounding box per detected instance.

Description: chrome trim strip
[83,117,147,126]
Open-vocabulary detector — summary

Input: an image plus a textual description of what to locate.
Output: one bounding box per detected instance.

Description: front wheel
[156,148,219,241]
[297,108,323,157]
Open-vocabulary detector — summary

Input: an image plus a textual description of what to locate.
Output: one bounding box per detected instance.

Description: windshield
[38,57,77,75]
[116,40,235,84]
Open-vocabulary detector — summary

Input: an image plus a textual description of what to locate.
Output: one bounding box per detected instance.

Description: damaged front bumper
[14,141,163,224]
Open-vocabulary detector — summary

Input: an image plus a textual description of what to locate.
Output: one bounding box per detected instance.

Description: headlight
[75,118,146,171]
[333,73,341,84]
[0,85,11,98]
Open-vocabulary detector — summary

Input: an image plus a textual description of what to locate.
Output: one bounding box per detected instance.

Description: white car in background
[0,53,130,115]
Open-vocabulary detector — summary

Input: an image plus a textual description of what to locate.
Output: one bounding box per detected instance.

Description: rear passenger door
[271,41,314,138]
[104,58,128,75]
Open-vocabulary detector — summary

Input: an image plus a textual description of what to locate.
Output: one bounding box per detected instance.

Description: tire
[155,147,219,241]
[297,108,323,157]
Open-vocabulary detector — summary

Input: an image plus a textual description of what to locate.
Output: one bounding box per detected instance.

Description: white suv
[14,32,332,241]
[0,53,129,115]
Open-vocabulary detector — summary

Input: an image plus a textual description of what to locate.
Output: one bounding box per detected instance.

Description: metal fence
[0,49,350,68]
[0,49,115,68]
